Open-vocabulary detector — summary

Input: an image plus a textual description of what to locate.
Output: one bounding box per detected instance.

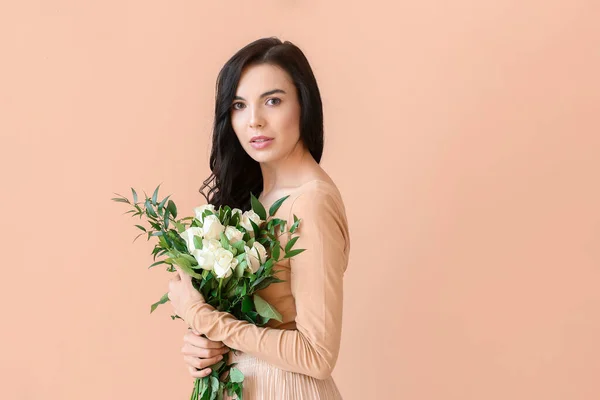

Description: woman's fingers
[184,354,224,371]
[187,365,212,378]
[181,342,230,358]
[183,331,227,350]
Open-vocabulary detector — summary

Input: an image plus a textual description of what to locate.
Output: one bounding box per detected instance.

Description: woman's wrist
[183,299,215,330]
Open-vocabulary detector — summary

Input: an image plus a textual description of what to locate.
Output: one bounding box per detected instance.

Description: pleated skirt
[223,351,343,400]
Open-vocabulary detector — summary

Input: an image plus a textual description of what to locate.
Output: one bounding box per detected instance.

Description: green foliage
[150,292,169,313]
[112,185,311,400]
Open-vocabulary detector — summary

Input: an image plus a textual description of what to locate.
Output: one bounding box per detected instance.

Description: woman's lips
[250,138,274,149]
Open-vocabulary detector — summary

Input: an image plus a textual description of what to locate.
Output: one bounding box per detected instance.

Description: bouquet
[112,184,305,399]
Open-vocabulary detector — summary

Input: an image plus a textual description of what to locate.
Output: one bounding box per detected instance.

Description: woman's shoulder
[290,178,347,217]
[295,178,343,200]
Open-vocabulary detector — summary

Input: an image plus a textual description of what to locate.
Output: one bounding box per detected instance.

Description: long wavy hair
[198,37,324,211]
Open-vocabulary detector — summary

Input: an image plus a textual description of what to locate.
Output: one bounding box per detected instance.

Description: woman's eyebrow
[234,89,286,101]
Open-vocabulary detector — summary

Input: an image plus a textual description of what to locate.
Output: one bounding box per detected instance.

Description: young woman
[167,37,351,399]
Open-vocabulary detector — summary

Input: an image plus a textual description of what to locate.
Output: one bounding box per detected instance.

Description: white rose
[202,214,225,240]
[193,204,216,221]
[191,248,215,271]
[202,238,222,253]
[213,247,238,278]
[179,227,204,253]
[224,226,244,244]
[240,210,263,234]
[244,241,268,273]
[231,208,243,218]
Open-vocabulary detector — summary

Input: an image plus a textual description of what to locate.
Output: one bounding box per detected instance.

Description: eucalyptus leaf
[131,188,138,204]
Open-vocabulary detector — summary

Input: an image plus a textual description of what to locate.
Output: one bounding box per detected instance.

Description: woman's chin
[249,151,279,164]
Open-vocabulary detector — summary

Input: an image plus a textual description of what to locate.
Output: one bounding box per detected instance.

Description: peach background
[2,1,599,399]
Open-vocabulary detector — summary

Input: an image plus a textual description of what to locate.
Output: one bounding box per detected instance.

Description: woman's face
[230,63,302,164]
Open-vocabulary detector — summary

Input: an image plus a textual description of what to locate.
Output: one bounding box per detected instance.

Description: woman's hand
[167,266,205,319]
[182,328,230,378]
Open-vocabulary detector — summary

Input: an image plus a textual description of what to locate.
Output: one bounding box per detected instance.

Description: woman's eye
[267,98,281,106]
[232,102,245,110]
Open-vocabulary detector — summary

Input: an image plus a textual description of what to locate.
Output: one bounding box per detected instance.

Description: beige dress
[183,179,351,399]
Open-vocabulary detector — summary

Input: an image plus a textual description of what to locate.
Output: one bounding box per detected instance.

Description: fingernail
[217,355,223,361]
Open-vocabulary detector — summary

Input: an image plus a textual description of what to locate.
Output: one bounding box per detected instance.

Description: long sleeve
[182,188,350,380]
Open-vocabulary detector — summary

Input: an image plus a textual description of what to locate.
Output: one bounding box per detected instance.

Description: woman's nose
[249,108,265,128]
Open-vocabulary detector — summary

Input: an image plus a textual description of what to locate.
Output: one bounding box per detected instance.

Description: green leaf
[290,214,300,233]
[145,199,157,217]
[253,294,283,322]
[250,193,266,220]
[163,209,170,230]
[232,240,246,253]
[235,259,246,278]
[210,376,219,399]
[285,236,299,253]
[131,188,138,204]
[284,248,306,259]
[158,194,170,211]
[132,232,144,243]
[229,367,244,383]
[148,260,166,269]
[134,224,146,232]
[111,197,129,203]
[150,292,169,313]
[180,253,198,265]
[152,184,161,205]
[172,257,203,278]
[200,377,210,400]
[249,218,261,239]
[241,296,254,313]
[271,241,280,260]
[174,220,186,233]
[193,235,203,250]
[254,276,285,291]
[269,195,290,217]
[167,199,177,218]
[220,231,230,250]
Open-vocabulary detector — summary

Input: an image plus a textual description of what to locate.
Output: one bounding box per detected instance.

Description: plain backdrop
[1,1,599,399]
